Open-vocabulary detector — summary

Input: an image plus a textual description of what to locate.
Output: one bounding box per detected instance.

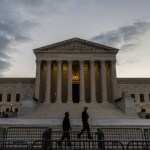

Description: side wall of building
[117,78,150,113]
[0,78,35,114]
[1,78,150,115]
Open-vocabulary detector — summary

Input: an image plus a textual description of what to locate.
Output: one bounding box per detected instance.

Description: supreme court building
[1,38,150,118]
[34,38,118,104]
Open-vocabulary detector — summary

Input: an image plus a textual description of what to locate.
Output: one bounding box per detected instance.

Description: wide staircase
[19,102,132,119]
[1,126,150,149]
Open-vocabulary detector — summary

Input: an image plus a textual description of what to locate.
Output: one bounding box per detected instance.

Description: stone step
[19,102,134,119]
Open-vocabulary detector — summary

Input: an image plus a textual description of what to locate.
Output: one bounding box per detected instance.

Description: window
[0,94,2,102]
[16,94,20,102]
[6,108,9,112]
[131,94,135,99]
[7,94,11,102]
[140,94,144,102]
[15,108,18,112]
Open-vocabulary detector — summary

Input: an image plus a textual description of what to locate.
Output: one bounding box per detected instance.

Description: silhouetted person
[58,112,72,147]
[77,107,93,139]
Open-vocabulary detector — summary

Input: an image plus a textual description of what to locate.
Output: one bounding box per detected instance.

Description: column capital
[111,60,117,64]
[90,60,95,63]
[36,59,41,64]
[46,60,52,63]
[79,60,84,63]
[68,60,73,64]
[57,60,62,64]
[100,60,106,63]
[68,60,72,62]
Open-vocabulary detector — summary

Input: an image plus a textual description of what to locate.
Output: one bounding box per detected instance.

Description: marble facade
[34,38,118,104]
[0,38,150,118]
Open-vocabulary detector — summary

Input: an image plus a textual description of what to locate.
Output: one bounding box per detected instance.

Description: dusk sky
[0,0,150,78]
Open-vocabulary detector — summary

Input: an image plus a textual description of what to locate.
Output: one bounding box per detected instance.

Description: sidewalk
[0,118,150,128]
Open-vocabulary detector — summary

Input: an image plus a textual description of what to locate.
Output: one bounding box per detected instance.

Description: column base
[79,101,87,105]
[55,101,62,104]
[44,99,50,104]
[102,101,109,103]
[91,101,97,104]
[44,101,50,104]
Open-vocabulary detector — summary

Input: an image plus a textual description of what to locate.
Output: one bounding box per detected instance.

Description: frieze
[36,53,115,61]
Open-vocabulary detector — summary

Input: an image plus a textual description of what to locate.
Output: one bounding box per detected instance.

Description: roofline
[117,78,150,84]
[0,78,35,84]
[33,37,119,53]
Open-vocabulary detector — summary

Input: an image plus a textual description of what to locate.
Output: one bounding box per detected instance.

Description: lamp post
[10,104,13,112]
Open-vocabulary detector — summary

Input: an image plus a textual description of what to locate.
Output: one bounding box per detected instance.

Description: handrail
[31,139,124,150]
[127,140,150,150]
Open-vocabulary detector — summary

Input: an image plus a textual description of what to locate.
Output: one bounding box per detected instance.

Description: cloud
[0,1,36,76]
[12,0,75,17]
[92,21,150,51]
[0,0,75,76]
[91,21,150,66]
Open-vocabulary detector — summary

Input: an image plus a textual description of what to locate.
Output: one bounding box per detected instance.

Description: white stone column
[90,60,96,103]
[35,60,41,101]
[67,60,72,103]
[56,60,62,103]
[101,60,108,102]
[80,60,85,103]
[45,60,51,103]
[110,60,117,102]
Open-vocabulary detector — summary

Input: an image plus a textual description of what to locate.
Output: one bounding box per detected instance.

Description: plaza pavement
[0,118,150,129]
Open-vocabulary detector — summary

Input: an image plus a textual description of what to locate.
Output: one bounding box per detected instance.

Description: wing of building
[0,38,149,119]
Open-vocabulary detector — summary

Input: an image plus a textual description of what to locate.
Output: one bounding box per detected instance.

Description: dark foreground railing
[144,128,150,140]
[2,127,150,149]
[31,140,124,150]
[1,139,150,149]
[0,140,29,150]
[0,128,6,150]
[127,140,150,150]
[51,131,98,140]
[6,127,50,146]
[97,128,145,147]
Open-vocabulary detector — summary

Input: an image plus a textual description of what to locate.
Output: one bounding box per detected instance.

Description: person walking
[77,107,93,139]
[58,112,72,147]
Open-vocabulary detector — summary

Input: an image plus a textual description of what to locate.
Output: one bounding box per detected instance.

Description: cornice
[117,78,150,84]
[33,38,119,54]
[0,78,35,84]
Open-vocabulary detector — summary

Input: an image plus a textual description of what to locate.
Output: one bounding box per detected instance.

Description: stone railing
[114,91,139,118]
[114,97,125,112]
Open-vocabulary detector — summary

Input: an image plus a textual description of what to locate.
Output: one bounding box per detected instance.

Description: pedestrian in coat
[58,112,72,146]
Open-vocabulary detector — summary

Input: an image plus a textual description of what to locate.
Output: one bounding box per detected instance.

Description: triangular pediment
[34,37,118,53]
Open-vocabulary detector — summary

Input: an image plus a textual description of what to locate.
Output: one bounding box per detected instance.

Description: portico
[34,38,118,104]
